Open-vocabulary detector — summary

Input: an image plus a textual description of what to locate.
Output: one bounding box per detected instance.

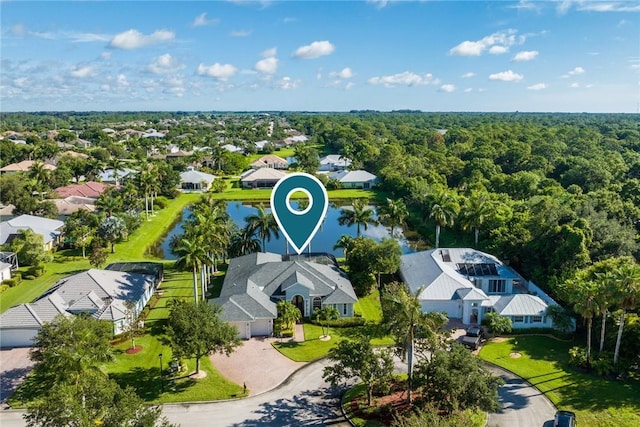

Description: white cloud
[70,66,93,78]
[508,0,542,12]
[513,50,539,61]
[562,66,585,77]
[329,67,354,79]
[556,0,573,14]
[440,84,456,93]
[631,64,640,70]
[464,88,473,93]
[461,72,476,78]
[577,2,640,12]
[100,51,112,60]
[528,83,547,90]
[196,63,238,80]
[489,70,524,82]
[293,41,335,59]
[13,77,28,88]
[255,56,278,74]
[275,76,300,90]
[261,47,277,58]
[148,54,184,74]
[230,29,252,37]
[345,82,355,90]
[109,29,174,50]
[368,71,439,87]
[449,29,520,56]
[116,74,129,87]
[192,12,219,27]
[570,82,580,88]
[489,45,509,55]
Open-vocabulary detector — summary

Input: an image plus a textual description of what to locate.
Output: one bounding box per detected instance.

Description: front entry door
[291,295,304,318]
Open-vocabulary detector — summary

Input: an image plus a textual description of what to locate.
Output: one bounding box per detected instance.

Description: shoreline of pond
[146,195,426,261]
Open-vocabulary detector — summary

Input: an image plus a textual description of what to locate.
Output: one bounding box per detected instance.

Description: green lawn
[273,291,393,362]
[206,185,377,202]
[479,336,640,427]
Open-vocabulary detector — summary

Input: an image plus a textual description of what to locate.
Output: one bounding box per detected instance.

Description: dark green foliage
[413,344,504,414]
[165,299,242,373]
[482,312,512,336]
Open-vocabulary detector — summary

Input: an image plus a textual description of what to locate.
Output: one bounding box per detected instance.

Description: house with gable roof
[211,252,358,339]
[399,248,562,329]
[329,170,378,189]
[0,214,64,251]
[0,266,159,347]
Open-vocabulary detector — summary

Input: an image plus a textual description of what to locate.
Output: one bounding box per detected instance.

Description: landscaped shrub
[310,316,366,328]
[0,284,10,294]
[482,312,512,336]
[23,275,37,280]
[591,352,616,376]
[2,277,22,287]
[568,346,588,369]
[27,264,45,278]
[154,197,168,209]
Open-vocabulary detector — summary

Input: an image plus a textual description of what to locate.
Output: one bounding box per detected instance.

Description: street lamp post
[159,353,164,392]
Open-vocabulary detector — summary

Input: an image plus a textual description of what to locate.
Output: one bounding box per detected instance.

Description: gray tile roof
[180,168,215,184]
[329,170,377,183]
[0,293,70,329]
[0,214,64,245]
[213,252,357,321]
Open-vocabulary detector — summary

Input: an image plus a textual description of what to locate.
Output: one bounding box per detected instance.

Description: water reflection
[157,201,423,260]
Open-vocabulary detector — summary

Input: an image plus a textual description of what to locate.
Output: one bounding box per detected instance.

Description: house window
[513,315,524,323]
[488,279,506,293]
[532,315,543,323]
[343,304,347,316]
[313,297,322,312]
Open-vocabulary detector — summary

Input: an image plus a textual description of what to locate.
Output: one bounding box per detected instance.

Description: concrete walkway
[209,326,306,396]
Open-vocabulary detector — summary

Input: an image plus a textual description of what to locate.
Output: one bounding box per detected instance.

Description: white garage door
[0,328,39,348]
[230,322,250,340]
[251,319,272,337]
[421,301,461,319]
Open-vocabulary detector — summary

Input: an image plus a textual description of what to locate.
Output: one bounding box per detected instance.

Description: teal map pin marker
[270,173,328,255]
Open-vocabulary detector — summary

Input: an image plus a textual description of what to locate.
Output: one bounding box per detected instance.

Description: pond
[156,201,425,260]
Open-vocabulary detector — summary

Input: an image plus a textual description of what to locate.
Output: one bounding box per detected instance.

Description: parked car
[554,410,577,427]
[461,326,484,350]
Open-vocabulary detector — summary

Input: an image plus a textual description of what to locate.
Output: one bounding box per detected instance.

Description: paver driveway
[0,348,34,406]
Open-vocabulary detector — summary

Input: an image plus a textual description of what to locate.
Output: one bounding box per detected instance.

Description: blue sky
[1,1,638,112]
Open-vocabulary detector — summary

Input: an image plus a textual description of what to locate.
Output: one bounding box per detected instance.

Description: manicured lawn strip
[111,192,201,261]
[205,187,377,201]
[479,336,640,427]
[354,291,383,323]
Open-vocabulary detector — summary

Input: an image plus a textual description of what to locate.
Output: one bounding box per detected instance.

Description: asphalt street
[0,358,556,427]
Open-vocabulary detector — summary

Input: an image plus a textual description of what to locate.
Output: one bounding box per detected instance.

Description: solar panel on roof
[457,263,498,276]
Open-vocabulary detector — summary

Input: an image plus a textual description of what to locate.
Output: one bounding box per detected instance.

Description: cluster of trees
[24,315,176,427]
[288,113,639,289]
[559,257,640,372]
[323,281,502,422]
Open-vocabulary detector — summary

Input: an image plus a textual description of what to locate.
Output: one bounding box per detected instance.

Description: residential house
[54,181,111,199]
[0,261,11,281]
[0,160,56,174]
[211,252,358,339]
[179,166,216,191]
[249,154,289,170]
[51,196,97,217]
[240,168,287,189]
[0,266,160,347]
[329,170,378,189]
[98,168,136,184]
[222,144,244,154]
[398,248,561,329]
[0,214,64,250]
[318,155,352,172]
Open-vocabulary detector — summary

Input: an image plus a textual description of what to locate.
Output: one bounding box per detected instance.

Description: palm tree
[109,157,126,186]
[382,281,447,403]
[571,280,599,364]
[229,227,261,257]
[313,306,340,339]
[338,199,378,237]
[378,198,408,237]
[96,189,122,217]
[595,270,615,352]
[245,204,279,252]
[276,300,301,332]
[428,190,459,249]
[611,262,640,365]
[173,237,212,303]
[29,161,51,199]
[333,235,355,261]
[460,191,492,247]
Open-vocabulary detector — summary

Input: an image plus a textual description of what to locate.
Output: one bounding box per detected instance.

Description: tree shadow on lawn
[229,386,345,427]
[110,367,195,402]
[0,367,35,403]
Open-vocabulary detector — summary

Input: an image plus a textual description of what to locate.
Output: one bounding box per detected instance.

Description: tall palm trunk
[435,224,441,248]
[599,310,607,352]
[614,310,626,365]
[407,331,414,403]
[586,317,592,364]
[474,227,479,247]
[192,266,198,303]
